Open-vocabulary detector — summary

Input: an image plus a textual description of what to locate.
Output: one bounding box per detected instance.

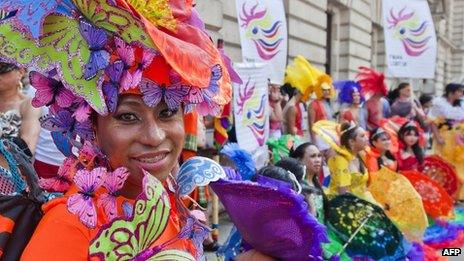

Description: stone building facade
[196,0,464,95]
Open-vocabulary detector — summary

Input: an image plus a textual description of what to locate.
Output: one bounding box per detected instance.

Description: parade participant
[356,67,390,131]
[288,144,327,220]
[268,81,283,138]
[397,121,425,172]
[0,62,41,154]
[389,82,426,122]
[335,80,367,129]
[366,127,397,172]
[430,83,464,153]
[428,83,464,199]
[284,55,334,140]
[281,84,304,136]
[326,122,377,203]
[0,0,233,259]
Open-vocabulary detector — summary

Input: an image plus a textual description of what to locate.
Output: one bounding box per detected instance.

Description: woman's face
[400,85,412,98]
[451,89,464,101]
[352,128,369,152]
[372,133,392,153]
[352,90,361,104]
[95,95,184,190]
[0,69,22,92]
[302,145,323,174]
[403,130,419,147]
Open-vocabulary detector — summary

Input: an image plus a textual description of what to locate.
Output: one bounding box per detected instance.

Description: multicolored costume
[429,96,464,199]
[334,80,367,130]
[0,0,234,260]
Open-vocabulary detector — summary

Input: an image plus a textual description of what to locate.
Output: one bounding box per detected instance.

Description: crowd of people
[1,1,464,261]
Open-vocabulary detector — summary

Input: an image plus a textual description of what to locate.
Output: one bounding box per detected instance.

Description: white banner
[233,63,270,168]
[382,0,437,79]
[235,0,287,84]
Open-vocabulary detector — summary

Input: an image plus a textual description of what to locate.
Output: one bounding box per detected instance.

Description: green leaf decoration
[0,16,107,114]
[89,174,179,260]
[149,249,195,261]
[40,14,106,114]
[0,22,53,71]
[72,0,156,49]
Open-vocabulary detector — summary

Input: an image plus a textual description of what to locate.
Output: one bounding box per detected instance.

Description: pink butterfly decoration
[139,70,190,110]
[77,141,101,169]
[29,71,75,109]
[73,100,92,123]
[115,37,156,91]
[98,167,130,221]
[67,167,106,228]
[39,156,77,192]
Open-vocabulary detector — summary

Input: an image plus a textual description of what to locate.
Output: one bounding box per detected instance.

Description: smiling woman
[95,95,185,199]
[0,0,234,260]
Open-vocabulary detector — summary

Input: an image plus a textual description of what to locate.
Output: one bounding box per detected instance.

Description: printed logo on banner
[387,6,432,57]
[239,2,283,60]
[236,77,266,146]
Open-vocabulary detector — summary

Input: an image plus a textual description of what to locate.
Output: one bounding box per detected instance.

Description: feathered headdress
[356,67,388,97]
[285,55,334,101]
[333,80,365,105]
[0,0,233,149]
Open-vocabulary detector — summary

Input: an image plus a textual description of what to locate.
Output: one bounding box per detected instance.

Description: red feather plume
[356,67,388,97]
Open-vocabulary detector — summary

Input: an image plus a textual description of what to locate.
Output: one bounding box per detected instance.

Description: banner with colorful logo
[382,0,437,79]
[236,0,287,84]
[233,63,270,168]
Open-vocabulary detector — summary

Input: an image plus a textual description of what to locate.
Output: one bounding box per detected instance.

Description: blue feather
[220,143,255,181]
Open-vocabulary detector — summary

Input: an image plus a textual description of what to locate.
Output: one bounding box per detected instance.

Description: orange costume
[22,187,196,260]
[366,147,398,173]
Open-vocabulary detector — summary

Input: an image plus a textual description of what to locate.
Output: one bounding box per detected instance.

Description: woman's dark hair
[280,83,297,99]
[289,142,313,160]
[387,82,410,105]
[255,165,299,191]
[340,122,366,174]
[398,123,424,164]
[444,83,464,106]
[369,128,396,169]
[419,94,433,106]
[275,157,305,181]
[274,157,330,219]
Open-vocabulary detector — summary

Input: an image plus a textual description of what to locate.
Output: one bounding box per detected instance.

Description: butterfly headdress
[0,0,235,148]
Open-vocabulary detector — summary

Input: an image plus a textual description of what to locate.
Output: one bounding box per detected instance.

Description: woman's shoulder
[22,196,93,260]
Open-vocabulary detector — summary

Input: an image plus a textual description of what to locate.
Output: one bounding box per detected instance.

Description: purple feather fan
[210,179,328,260]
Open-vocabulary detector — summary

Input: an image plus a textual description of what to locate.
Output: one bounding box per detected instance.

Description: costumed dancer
[289,142,327,194]
[281,84,304,136]
[334,80,367,130]
[0,1,234,259]
[397,121,425,172]
[366,127,397,172]
[216,143,328,260]
[285,55,335,138]
[429,83,464,199]
[356,67,390,131]
[324,122,377,204]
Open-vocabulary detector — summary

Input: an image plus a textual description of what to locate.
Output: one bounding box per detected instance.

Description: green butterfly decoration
[89,172,195,261]
[0,22,53,74]
[0,15,107,114]
[41,14,106,114]
[72,0,156,49]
